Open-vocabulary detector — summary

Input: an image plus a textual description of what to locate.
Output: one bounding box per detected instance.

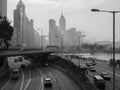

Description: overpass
[0,50,55,57]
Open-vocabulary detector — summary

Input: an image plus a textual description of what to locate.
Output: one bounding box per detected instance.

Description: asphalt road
[1,65,80,90]
[77,58,120,90]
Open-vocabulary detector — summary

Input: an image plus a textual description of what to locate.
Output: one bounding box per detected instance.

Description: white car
[44,78,52,87]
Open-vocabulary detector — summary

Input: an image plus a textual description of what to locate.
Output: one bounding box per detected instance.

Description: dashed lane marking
[24,67,31,90]
[107,71,120,77]
[49,72,57,82]
[34,66,43,90]
[20,69,25,90]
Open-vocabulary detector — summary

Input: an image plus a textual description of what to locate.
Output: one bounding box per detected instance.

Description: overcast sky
[8,0,120,42]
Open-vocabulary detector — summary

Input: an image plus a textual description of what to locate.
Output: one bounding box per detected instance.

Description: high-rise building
[0,0,7,17]
[59,13,66,34]
[12,0,37,48]
[13,0,25,47]
[49,19,57,46]
[65,28,77,46]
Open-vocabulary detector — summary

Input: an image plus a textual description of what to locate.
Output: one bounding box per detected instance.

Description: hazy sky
[8,0,120,42]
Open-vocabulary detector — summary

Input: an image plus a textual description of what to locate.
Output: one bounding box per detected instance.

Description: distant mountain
[95,41,120,48]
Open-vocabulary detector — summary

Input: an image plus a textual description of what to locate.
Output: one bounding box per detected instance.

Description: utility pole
[91,9,120,90]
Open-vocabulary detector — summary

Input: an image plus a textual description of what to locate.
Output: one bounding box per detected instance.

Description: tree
[0,16,14,49]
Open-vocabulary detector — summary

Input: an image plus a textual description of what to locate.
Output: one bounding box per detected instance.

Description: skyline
[7,0,120,42]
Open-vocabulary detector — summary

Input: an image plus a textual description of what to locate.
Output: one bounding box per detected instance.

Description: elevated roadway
[0,50,54,57]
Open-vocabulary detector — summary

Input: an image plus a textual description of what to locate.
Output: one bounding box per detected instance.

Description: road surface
[73,58,120,90]
[1,65,80,90]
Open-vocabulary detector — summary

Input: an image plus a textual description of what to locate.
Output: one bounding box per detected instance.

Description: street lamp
[91,9,120,90]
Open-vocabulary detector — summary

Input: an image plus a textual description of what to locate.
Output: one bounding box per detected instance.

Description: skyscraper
[13,0,25,47]
[49,19,56,46]
[59,13,66,34]
[0,0,7,16]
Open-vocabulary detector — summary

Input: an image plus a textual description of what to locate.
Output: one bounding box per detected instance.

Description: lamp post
[91,9,120,90]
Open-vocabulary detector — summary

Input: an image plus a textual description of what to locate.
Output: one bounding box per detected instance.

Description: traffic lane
[95,62,120,84]
[96,61,120,77]
[95,65,120,90]
[40,67,60,90]
[1,69,23,90]
[79,59,120,79]
[71,59,120,90]
[26,65,41,90]
[87,70,113,90]
[48,67,79,90]
[21,67,31,90]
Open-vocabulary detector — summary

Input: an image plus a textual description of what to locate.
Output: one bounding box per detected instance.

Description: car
[44,78,52,87]
[101,72,111,80]
[18,56,23,62]
[44,63,49,66]
[94,75,105,89]
[20,64,26,68]
[89,66,96,72]
[86,62,93,67]
[11,69,20,80]
[90,61,96,65]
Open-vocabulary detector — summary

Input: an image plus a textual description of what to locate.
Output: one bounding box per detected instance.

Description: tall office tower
[0,0,7,16]
[49,19,57,46]
[59,13,66,34]
[13,0,25,47]
[66,28,77,46]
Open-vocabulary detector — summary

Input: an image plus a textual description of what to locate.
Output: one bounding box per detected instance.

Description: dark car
[44,78,52,87]
[86,62,92,67]
[20,64,26,68]
[101,72,111,80]
[89,66,96,72]
[18,56,23,62]
[11,69,20,80]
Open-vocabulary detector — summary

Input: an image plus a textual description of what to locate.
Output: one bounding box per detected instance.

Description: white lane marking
[1,77,10,90]
[98,66,120,77]
[107,71,120,77]
[35,66,43,90]
[20,69,25,90]
[24,67,31,90]
[41,77,44,90]
[49,72,56,82]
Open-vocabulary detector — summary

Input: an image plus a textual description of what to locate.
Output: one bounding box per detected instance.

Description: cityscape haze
[7,0,120,42]
[1,1,120,90]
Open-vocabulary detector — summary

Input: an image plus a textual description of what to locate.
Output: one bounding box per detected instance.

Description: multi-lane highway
[1,64,80,90]
[78,58,120,90]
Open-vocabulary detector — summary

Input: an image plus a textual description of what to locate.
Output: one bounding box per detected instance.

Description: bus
[94,75,105,89]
